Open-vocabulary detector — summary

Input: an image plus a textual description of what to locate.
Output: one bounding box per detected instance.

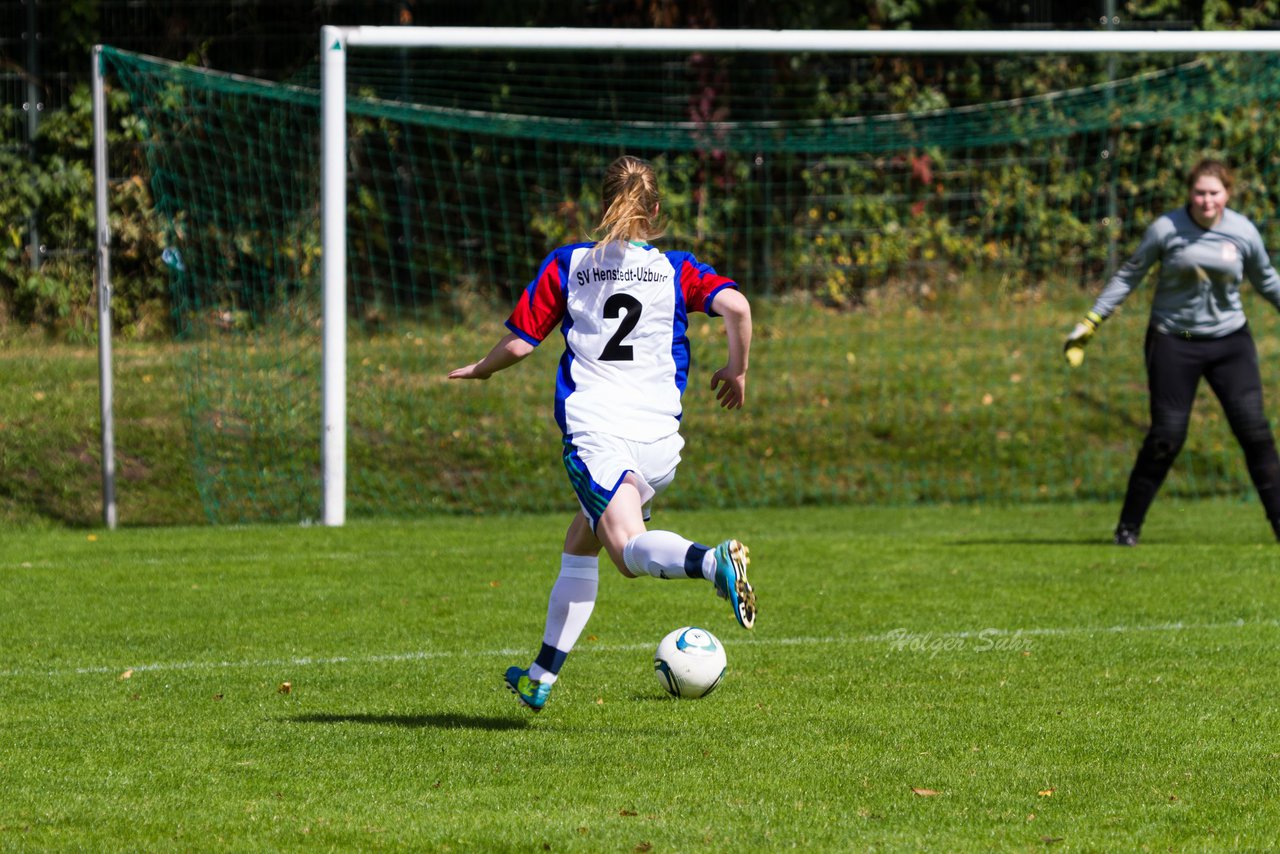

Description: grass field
[4,500,1280,851]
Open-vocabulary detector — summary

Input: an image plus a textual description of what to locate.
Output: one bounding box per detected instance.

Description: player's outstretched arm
[448,332,535,380]
[709,288,752,409]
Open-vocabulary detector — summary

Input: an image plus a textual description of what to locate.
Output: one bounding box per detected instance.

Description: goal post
[321,29,347,527]
[316,25,1280,527]
[92,45,117,531]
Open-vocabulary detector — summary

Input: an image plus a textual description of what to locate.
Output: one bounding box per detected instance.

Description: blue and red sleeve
[674,252,738,316]
[506,248,571,345]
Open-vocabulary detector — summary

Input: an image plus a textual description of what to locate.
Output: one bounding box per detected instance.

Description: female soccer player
[1063,158,1280,545]
[449,155,756,711]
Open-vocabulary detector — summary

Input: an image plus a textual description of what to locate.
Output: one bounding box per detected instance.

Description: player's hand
[1063,311,1102,367]
[448,362,491,380]
[710,367,746,409]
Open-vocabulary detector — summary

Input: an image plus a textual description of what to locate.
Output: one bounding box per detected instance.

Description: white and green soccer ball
[654,626,727,699]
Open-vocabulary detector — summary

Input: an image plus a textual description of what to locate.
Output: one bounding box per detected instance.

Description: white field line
[3,550,441,571]
[1,618,1275,680]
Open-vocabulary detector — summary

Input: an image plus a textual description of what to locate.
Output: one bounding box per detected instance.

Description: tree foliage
[4,0,1280,337]
[0,85,166,339]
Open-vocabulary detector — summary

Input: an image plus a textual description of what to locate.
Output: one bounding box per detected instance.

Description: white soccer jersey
[505,240,737,442]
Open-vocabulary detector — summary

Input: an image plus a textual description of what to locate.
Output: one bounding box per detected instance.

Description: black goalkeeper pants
[1120,324,1280,528]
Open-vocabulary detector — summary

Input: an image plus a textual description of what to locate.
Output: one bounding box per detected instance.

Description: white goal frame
[92,27,1280,528]
[317,25,1280,527]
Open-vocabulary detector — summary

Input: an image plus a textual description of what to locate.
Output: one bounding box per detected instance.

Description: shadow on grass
[947,538,1110,546]
[285,712,527,730]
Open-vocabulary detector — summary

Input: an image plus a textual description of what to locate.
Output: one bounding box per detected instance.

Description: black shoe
[1270,517,1280,543]
[1113,524,1140,547]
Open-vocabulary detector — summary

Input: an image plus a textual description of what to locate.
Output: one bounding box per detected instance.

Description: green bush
[1,85,168,340]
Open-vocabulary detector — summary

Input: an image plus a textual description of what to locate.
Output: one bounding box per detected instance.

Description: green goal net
[99,43,1280,524]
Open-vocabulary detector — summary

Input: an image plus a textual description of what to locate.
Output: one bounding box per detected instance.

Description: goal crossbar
[334,26,1280,53]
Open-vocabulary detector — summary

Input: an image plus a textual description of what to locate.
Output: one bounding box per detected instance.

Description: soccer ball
[653,626,727,699]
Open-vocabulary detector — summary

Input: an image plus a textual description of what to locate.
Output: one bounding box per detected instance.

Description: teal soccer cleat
[504,666,552,712]
[712,539,756,629]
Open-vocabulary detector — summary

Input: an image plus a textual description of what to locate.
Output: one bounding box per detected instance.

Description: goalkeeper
[1063,159,1280,545]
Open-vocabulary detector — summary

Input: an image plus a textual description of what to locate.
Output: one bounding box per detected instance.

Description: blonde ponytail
[596,155,664,246]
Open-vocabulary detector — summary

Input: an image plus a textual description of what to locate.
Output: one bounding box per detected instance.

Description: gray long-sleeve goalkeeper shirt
[1091,206,1280,338]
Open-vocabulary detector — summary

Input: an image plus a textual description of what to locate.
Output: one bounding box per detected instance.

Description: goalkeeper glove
[1063,311,1103,367]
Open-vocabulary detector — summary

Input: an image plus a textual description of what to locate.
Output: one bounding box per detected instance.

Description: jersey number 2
[600,293,642,361]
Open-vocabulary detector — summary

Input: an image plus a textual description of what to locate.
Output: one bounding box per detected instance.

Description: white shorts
[562,431,685,530]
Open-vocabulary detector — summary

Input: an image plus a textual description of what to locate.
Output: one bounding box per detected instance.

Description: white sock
[699,548,717,582]
[622,530,712,581]
[528,554,598,685]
